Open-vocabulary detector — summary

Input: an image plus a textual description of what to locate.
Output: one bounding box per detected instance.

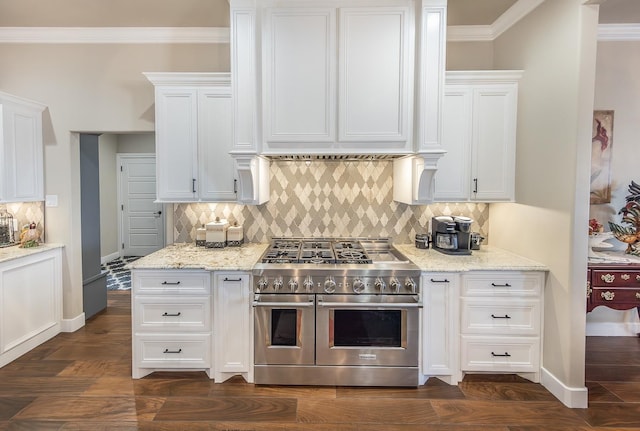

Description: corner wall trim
[61,313,85,333]
[540,367,588,408]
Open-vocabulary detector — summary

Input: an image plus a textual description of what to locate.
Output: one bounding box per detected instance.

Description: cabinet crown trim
[445,70,524,85]
[143,72,231,87]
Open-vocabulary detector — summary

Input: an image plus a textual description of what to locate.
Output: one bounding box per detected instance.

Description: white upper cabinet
[434,71,522,202]
[0,92,46,203]
[260,1,414,155]
[145,73,237,203]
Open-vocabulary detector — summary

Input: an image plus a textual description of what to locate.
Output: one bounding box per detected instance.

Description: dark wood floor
[1,291,639,430]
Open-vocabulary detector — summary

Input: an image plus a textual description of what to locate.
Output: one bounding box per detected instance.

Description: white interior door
[118,154,165,256]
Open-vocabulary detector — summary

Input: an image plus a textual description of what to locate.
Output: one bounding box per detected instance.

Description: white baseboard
[586,321,640,336]
[101,252,121,265]
[61,312,85,332]
[540,366,588,408]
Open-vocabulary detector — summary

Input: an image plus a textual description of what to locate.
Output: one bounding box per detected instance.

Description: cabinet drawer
[460,298,540,336]
[590,287,640,308]
[132,270,211,295]
[462,272,542,297]
[460,335,539,372]
[134,296,211,332]
[592,270,640,287]
[134,333,211,368]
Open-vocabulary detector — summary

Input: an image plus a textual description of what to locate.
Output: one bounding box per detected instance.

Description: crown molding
[598,23,640,41]
[448,0,544,42]
[0,27,229,44]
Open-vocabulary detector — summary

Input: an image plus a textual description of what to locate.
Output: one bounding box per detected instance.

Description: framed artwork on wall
[591,110,614,204]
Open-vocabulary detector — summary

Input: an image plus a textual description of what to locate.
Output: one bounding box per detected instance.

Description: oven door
[253,294,315,365]
[316,294,420,367]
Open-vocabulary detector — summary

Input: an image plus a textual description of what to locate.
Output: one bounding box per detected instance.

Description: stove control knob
[258,276,269,291]
[288,278,298,292]
[390,277,401,293]
[273,276,283,291]
[324,276,337,294]
[405,277,417,294]
[352,278,365,294]
[303,275,314,292]
[374,277,386,293]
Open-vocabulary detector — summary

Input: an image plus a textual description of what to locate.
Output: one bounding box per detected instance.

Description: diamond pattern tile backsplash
[174,160,489,244]
[0,202,45,241]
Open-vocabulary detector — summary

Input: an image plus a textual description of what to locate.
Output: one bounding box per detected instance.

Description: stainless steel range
[252,237,421,387]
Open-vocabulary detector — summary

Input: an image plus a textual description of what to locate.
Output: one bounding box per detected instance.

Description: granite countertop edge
[0,243,65,265]
[127,242,548,273]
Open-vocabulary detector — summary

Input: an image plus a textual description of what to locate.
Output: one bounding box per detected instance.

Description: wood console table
[587,261,640,313]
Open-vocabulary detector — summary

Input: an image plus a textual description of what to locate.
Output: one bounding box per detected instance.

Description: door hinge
[120,165,123,172]
[122,243,124,249]
[121,204,124,211]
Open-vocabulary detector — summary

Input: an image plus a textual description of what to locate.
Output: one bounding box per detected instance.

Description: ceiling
[446,0,640,25]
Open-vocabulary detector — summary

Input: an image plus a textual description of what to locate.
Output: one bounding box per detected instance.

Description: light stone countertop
[0,243,64,265]
[126,242,269,271]
[395,244,548,272]
[127,242,547,273]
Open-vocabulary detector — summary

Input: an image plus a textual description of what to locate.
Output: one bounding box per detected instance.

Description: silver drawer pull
[162,312,181,317]
[252,301,314,308]
[430,278,449,283]
[161,281,181,285]
[318,302,421,309]
[491,352,511,357]
[491,314,511,319]
[163,348,182,354]
[601,291,615,301]
[491,283,511,287]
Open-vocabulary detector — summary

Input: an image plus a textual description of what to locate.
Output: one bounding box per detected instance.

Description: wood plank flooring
[0,291,638,430]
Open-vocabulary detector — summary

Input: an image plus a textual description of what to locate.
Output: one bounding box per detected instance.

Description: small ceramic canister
[227,222,244,246]
[205,217,229,248]
[196,225,206,246]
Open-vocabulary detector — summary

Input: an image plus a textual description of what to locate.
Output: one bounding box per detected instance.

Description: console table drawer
[592,270,640,287]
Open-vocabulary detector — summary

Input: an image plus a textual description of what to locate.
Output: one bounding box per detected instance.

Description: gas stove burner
[272,240,301,250]
[335,249,372,264]
[299,249,335,264]
[302,240,332,249]
[333,241,364,250]
[262,249,300,264]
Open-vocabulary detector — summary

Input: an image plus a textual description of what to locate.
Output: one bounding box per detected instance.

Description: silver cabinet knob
[352,278,365,294]
[324,276,336,294]
[374,277,386,292]
[288,278,298,292]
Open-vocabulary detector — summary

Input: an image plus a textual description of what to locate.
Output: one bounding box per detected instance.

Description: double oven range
[252,238,421,387]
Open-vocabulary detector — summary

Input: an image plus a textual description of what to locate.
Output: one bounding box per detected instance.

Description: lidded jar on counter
[0,211,15,247]
[415,233,429,249]
[227,222,244,246]
[195,224,206,246]
[205,217,229,248]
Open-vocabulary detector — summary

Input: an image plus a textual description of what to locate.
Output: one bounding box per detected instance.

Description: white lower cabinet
[421,273,461,384]
[213,272,252,383]
[459,271,544,382]
[0,248,62,368]
[131,269,212,378]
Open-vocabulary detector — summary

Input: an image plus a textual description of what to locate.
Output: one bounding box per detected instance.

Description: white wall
[446,41,494,70]
[587,40,640,335]
[488,1,599,407]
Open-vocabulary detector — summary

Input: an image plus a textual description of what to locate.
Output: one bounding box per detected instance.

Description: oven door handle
[252,301,314,308]
[318,302,421,309]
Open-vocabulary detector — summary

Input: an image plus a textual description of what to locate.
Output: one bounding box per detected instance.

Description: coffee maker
[431,216,473,255]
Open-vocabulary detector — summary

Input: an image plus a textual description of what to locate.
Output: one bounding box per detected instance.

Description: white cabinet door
[213,272,252,382]
[0,93,45,203]
[421,273,460,384]
[198,89,237,201]
[261,2,413,154]
[263,8,336,143]
[472,86,517,201]
[149,74,237,203]
[433,87,472,201]
[339,6,411,144]
[154,87,198,202]
[434,71,520,202]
